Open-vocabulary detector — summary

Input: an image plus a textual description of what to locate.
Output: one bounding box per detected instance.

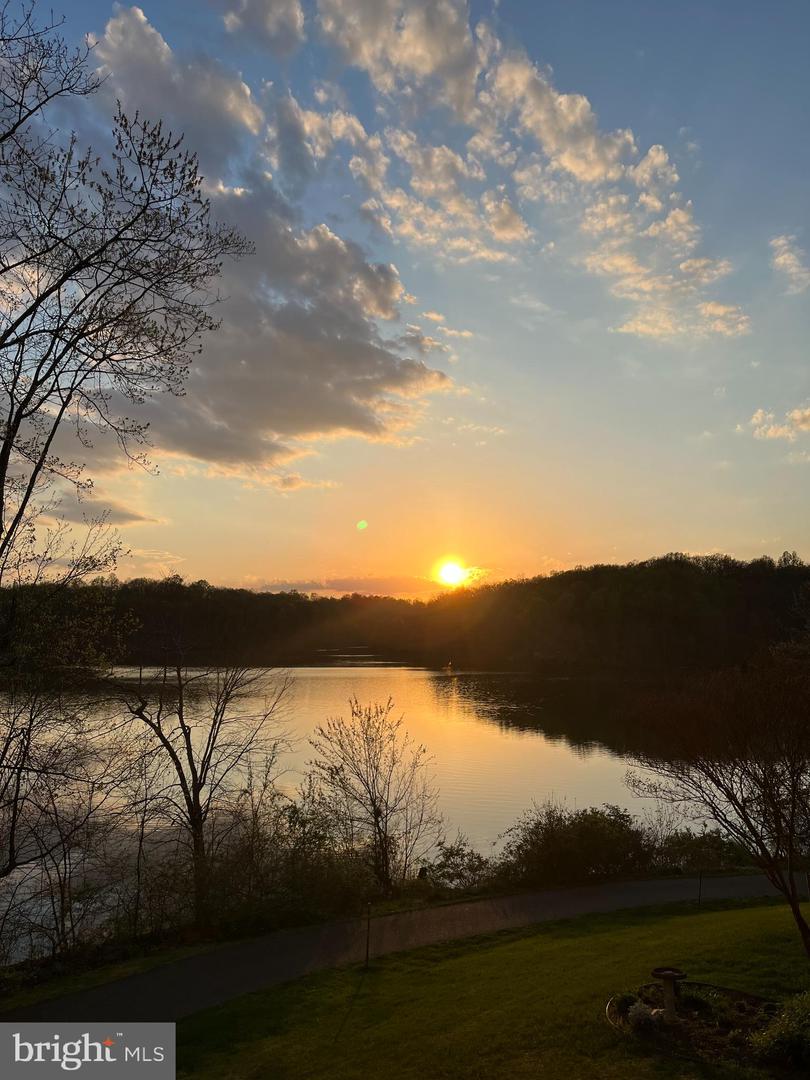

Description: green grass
[176,899,810,1080]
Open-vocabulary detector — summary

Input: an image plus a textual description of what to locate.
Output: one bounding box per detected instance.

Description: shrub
[627,1001,656,1033]
[653,828,749,874]
[613,992,638,1018]
[497,802,652,887]
[750,991,810,1069]
[427,835,493,892]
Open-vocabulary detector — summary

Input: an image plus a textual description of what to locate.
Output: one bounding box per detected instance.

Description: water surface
[274,665,639,850]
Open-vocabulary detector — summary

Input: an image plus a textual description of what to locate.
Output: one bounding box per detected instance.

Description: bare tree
[0,1,251,585]
[0,683,116,880]
[629,662,810,956]
[309,698,442,896]
[125,667,289,929]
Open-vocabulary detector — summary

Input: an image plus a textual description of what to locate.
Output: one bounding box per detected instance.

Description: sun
[437,560,470,588]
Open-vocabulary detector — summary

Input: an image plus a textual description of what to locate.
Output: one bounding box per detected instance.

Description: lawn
[176,899,810,1080]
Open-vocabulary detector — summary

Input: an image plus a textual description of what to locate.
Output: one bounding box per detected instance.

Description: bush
[427,835,493,892]
[653,828,750,874]
[750,991,810,1069]
[613,992,638,1018]
[626,1001,656,1033]
[497,802,651,887]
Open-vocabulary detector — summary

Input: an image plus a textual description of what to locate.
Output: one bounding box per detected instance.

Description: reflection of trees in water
[428,673,678,760]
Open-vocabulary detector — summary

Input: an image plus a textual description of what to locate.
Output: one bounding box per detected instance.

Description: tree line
[3,550,809,677]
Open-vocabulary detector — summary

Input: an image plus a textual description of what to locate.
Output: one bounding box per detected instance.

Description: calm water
[271,664,641,850]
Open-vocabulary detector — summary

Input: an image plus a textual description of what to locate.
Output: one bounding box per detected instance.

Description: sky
[55,0,810,596]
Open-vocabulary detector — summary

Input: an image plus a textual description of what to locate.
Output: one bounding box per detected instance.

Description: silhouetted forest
[3,551,809,677]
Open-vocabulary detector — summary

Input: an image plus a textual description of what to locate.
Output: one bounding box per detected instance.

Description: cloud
[56,493,158,526]
[679,257,733,285]
[747,405,810,443]
[770,234,810,294]
[400,323,450,354]
[283,2,743,340]
[583,244,676,301]
[385,127,484,200]
[581,193,635,237]
[119,549,186,578]
[512,160,572,204]
[614,307,681,339]
[748,408,797,442]
[86,7,451,483]
[490,50,636,183]
[466,128,516,167]
[264,91,370,192]
[94,6,263,175]
[218,0,305,56]
[350,129,521,263]
[480,189,530,241]
[510,293,553,315]
[644,203,700,253]
[422,310,445,323]
[255,573,441,596]
[317,0,480,118]
[270,473,338,491]
[613,299,750,340]
[628,144,678,189]
[696,301,750,338]
[88,0,752,480]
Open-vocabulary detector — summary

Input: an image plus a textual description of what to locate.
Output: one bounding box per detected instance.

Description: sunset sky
[59,1,809,595]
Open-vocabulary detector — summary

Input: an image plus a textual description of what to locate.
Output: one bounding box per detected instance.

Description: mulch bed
[606,980,795,1072]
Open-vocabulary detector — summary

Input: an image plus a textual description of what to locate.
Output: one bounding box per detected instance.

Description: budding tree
[0,1,251,586]
[629,662,810,957]
[309,698,442,895]
[126,667,290,930]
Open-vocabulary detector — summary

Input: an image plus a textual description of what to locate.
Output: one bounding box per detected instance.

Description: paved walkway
[2,873,780,1022]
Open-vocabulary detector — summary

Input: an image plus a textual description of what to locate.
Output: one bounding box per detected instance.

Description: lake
[272,663,646,850]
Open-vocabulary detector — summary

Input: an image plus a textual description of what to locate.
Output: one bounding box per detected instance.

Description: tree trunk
[786,895,810,958]
[191,823,210,932]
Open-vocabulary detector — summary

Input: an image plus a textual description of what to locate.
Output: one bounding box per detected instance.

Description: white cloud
[581,193,635,237]
[480,189,530,242]
[297,3,743,341]
[440,326,474,339]
[749,408,797,442]
[637,190,663,214]
[679,257,733,285]
[512,160,572,203]
[628,144,678,190]
[490,51,636,183]
[219,0,305,56]
[613,298,750,341]
[88,7,451,482]
[770,234,810,294]
[466,128,517,167]
[644,203,700,252]
[696,301,750,338]
[747,405,810,444]
[94,6,263,176]
[317,0,480,118]
[347,126,525,263]
[385,127,484,203]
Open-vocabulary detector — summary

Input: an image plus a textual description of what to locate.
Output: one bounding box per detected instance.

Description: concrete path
[2,873,780,1022]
